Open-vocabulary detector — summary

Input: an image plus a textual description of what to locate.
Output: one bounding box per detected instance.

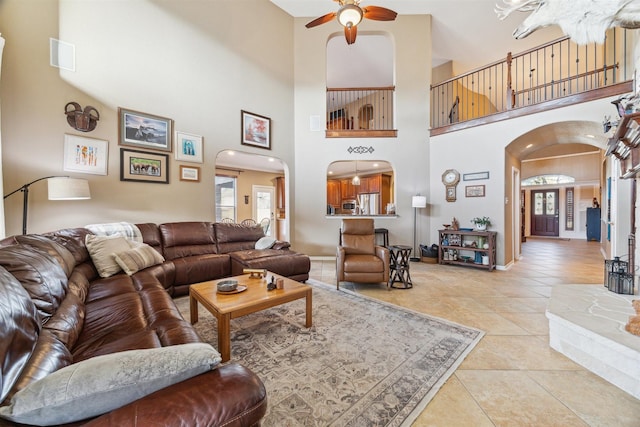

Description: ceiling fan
[305,0,398,45]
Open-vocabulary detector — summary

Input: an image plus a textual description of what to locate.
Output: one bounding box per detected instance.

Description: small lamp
[48,177,91,200]
[3,176,90,235]
[411,195,427,262]
[352,160,361,186]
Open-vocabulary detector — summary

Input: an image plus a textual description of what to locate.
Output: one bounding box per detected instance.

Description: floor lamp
[411,195,427,262]
[3,176,91,235]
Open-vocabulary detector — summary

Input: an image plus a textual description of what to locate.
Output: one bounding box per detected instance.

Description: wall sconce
[3,176,91,235]
[244,195,249,204]
[65,102,99,132]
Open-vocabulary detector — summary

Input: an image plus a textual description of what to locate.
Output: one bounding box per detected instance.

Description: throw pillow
[85,234,133,278]
[255,236,276,250]
[0,343,221,426]
[114,243,165,275]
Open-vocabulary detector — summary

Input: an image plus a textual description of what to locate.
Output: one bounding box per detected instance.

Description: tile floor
[309,237,640,426]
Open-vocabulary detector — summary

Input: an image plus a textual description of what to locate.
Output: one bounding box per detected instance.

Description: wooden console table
[438,229,497,271]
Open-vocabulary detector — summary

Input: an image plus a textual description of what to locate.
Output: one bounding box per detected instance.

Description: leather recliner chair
[336,218,390,289]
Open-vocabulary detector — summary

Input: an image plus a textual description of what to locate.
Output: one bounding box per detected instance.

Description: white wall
[430,96,624,266]
[292,15,432,256]
[0,0,295,237]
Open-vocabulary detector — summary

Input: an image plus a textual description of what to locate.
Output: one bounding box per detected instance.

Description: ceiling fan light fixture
[337,4,363,28]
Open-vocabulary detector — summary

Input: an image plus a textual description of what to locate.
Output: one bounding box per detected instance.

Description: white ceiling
[272,0,564,71]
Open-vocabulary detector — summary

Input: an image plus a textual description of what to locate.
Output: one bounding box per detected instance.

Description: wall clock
[442,169,460,202]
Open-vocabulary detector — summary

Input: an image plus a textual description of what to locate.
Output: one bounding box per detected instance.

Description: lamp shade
[412,195,427,208]
[48,177,91,200]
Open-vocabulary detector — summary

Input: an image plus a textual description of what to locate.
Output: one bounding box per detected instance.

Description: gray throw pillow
[85,234,133,278]
[255,236,276,250]
[0,343,221,426]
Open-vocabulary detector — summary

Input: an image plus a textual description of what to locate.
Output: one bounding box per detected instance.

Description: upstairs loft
[324,28,635,139]
[430,28,635,136]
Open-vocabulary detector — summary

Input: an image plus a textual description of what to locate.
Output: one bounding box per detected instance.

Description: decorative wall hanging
[118,107,173,152]
[175,132,203,163]
[179,165,200,182]
[63,134,108,175]
[463,171,490,181]
[347,145,375,154]
[120,148,169,184]
[465,185,486,198]
[241,110,271,150]
[64,102,99,132]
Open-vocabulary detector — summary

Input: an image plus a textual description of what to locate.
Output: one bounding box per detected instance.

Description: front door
[531,189,559,236]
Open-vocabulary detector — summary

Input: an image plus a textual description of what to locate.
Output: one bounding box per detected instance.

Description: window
[215,175,236,221]
[521,174,575,186]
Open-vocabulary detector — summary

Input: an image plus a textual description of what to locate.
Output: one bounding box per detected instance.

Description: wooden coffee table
[189,272,312,362]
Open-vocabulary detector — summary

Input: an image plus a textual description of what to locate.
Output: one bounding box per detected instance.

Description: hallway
[309,237,640,426]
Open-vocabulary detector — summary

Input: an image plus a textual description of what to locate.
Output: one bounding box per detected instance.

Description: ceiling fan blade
[362,5,398,21]
[305,12,337,28]
[344,25,357,45]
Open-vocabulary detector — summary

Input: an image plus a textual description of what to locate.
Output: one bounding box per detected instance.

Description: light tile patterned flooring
[309,237,640,426]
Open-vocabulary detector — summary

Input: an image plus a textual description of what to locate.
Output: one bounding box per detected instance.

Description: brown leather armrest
[272,240,291,250]
[82,364,267,427]
[375,246,390,280]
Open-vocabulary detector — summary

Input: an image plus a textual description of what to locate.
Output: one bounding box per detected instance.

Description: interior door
[531,189,559,236]
[253,185,275,236]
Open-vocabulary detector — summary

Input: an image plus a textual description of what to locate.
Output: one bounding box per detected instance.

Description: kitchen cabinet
[275,176,285,219]
[341,179,357,199]
[327,179,341,207]
[366,174,381,193]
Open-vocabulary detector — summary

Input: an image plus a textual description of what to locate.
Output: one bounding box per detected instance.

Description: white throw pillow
[114,243,165,275]
[85,234,133,278]
[255,236,276,250]
[0,343,221,426]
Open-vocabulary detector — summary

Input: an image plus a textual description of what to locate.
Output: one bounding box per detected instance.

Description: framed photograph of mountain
[118,107,173,152]
[241,110,271,150]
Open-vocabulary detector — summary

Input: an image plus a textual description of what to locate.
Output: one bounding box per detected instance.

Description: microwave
[342,200,357,213]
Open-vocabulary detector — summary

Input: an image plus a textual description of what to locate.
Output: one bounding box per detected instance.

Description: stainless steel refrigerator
[357,193,379,215]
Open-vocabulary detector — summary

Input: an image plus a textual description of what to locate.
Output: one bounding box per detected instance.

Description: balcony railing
[325,87,397,138]
[431,28,635,131]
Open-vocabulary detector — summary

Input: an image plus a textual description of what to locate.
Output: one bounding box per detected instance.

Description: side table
[388,245,413,289]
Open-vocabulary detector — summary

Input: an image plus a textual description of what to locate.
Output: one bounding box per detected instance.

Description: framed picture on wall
[179,165,200,182]
[175,132,203,163]
[241,110,271,150]
[465,184,485,197]
[63,134,108,175]
[120,148,169,184]
[118,107,173,152]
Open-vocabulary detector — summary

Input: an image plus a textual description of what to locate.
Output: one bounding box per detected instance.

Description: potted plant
[471,216,491,231]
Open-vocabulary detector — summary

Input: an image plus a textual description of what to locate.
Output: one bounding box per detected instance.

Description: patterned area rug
[174,279,483,426]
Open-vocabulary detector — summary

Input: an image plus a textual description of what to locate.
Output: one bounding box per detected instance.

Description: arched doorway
[505,121,608,264]
[214,150,289,240]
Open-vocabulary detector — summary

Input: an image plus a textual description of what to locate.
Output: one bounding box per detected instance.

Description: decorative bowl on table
[217,280,238,292]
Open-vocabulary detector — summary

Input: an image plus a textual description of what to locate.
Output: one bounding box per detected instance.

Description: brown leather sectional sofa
[0,221,310,426]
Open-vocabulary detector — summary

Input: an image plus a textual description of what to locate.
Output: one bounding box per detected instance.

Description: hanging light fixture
[352,160,361,185]
[337,2,363,28]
